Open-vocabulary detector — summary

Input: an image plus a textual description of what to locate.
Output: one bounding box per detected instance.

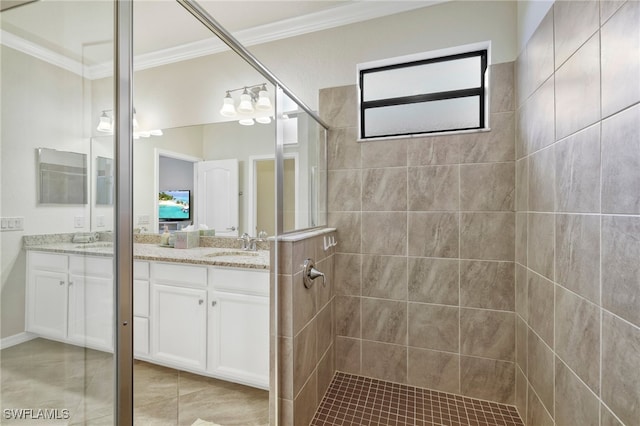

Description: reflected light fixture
[219,83,273,125]
[96,109,162,138]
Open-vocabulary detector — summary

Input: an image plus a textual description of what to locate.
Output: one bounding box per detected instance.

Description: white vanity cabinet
[133,261,150,356]
[150,262,208,371]
[26,251,113,351]
[207,267,269,389]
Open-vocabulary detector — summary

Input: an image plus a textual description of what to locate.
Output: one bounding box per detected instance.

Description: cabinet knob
[59,280,65,286]
[211,301,217,307]
[199,299,204,305]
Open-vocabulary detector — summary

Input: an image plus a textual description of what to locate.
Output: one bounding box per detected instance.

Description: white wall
[159,156,194,193]
[516,0,555,53]
[1,46,92,338]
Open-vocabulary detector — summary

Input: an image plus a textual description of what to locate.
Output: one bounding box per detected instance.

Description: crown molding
[3,1,445,80]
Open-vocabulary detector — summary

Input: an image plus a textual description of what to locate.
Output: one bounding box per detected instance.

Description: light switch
[97,215,105,227]
[1,218,7,229]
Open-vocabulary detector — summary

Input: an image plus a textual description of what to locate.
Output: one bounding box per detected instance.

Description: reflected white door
[196,159,239,236]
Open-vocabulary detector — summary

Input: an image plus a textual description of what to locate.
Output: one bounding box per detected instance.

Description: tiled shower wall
[514,2,640,426]
[270,231,336,426]
[321,62,518,404]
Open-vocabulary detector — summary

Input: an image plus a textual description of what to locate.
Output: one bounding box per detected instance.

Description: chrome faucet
[238,232,267,251]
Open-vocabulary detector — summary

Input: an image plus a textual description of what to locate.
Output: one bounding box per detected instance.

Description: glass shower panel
[1,1,116,424]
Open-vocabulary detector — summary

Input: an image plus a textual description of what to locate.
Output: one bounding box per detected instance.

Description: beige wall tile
[292,271,317,335]
[407,135,459,166]
[408,212,459,258]
[362,255,407,300]
[460,112,515,163]
[277,274,293,338]
[335,336,360,375]
[523,76,555,154]
[361,139,407,168]
[527,328,554,414]
[490,62,515,113]
[334,253,361,296]
[555,285,600,393]
[460,308,515,361]
[515,264,528,321]
[460,212,515,261]
[527,383,554,426]
[407,348,459,394]
[293,370,317,426]
[407,165,459,211]
[460,356,515,404]
[335,295,360,338]
[554,0,599,67]
[361,212,407,255]
[515,212,527,266]
[408,303,459,353]
[317,346,335,401]
[460,162,515,211]
[515,366,527,421]
[328,169,362,212]
[327,212,361,254]
[408,257,459,306]
[362,168,407,211]
[362,298,407,345]
[528,213,554,280]
[319,85,357,128]
[316,302,333,361]
[555,357,599,426]
[460,260,514,311]
[516,157,528,212]
[528,146,555,212]
[516,316,527,375]
[328,127,360,170]
[602,311,640,426]
[293,320,317,396]
[361,341,407,383]
[526,9,555,98]
[601,403,625,426]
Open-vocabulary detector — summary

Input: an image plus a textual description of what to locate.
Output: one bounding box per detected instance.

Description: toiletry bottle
[161,225,170,246]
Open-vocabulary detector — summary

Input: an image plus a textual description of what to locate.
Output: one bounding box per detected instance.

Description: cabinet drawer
[209,267,269,297]
[134,280,149,317]
[134,261,149,280]
[134,316,149,356]
[151,262,207,288]
[28,252,67,273]
[69,256,113,278]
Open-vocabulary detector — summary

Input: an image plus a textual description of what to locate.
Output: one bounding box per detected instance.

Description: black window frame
[358,49,488,140]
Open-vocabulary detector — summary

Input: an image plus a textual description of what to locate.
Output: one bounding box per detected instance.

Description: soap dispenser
[161,225,170,246]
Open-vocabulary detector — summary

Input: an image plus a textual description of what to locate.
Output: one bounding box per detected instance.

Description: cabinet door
[152,284,207,370]
[67,274,113,350]
[208,291,269,388]
[27,270,68,339]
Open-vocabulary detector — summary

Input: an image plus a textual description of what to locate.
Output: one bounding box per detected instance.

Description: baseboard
[0,332,36,349]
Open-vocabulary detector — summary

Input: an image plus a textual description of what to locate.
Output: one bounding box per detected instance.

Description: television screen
[159,190,190,221]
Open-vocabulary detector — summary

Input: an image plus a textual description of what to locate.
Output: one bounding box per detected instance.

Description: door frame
[248,153,298,237]
[154,148,202,234]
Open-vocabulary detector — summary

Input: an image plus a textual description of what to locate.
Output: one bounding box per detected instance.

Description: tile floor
[0,338,268,425]
[311,372,524,426]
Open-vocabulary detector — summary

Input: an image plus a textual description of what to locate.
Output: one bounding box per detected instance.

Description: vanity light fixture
[219,83,273,125]
[96,108,162,138]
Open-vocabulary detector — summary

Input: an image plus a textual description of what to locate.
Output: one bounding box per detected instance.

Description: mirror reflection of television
[159,190,190,221]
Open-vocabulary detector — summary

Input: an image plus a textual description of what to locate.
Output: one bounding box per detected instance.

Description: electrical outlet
[137,215,150,225]
[97,215,105,227]
[0,218,7,229]
[74,216,84,228]
[1,217,24,232]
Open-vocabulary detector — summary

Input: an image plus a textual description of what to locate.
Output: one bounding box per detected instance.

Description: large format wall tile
[490,62,515,113]
[460,212,515,261]
[293,320,317,396]
[361,298,407,345]
[361,255,406,300]
[327,212,361,253]
[328,127,360,170]
[527,328,554,415]
[460,162,514,211]
[407,348,460,394]
[555,286,600,393]
[361,212,407,255]
[515,367,527,421]
[408,257,459,306]
[460,308,515,361]
[527,384,554,426]
[460,357,515,404]
[601,0,627,24]
[601,403,625,426]
[362,168,406,211]
[516,316,527,374]
[601,0,640,117]
[555,214,600,304]
[328,170,361,212]
[553,0,599,67]
[516,157,528,212]
[527,213,554,280]
[407,135,459,166]
[602,215,640,328]
[515,212,527,266]
[554,123,601,213]
[601,311,640,426]
[319,85,357,128]
[555,358,599,426]
[408,303,459,353]
[335,296,360,338]
[408,212,459,258]
[361,139,407,168]
[361,341,407,384]
[522,77,555,154]
[460,260,514,311]
[528,146,555,212]
[515,264,528,321]
[407,165,459,211]
[335,336,360,374]
[555,33,601,140]
[334,253,361,296]
[460,112,515,163]
[527,271,554,347]
[526,9,555,98]
[601,103,640,214]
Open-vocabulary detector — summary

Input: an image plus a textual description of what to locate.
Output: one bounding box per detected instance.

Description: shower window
[357,42,490,140]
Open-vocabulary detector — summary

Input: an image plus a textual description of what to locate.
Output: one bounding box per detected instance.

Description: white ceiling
[1,0,442,76]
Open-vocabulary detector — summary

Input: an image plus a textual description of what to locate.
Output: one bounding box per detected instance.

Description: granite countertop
[24,242,269,270]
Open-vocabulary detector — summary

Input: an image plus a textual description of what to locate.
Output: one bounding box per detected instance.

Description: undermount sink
[204,250,260,258]
[74,242,113,249]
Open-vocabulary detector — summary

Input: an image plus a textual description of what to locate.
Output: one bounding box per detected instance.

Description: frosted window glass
[363,97,480,138]
[363,56,481,101]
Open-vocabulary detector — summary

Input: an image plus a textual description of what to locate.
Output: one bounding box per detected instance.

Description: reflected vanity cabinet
[26,251,114,351]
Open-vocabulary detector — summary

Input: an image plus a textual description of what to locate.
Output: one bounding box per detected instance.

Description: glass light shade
[237,93,254,114]
[132,113,139,129]
[96,114,112,132]
[256,116,271,124]
[220,96,237,117]
[238,118,255,126]
[138,131,151,138]
[149,129,163,136]
[256,90,271,111]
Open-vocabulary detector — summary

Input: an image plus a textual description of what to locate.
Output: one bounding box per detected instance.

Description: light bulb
[237,88,254,114]
[97,112,112,132]
[256,86,271,111]
[220,92,237,117]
